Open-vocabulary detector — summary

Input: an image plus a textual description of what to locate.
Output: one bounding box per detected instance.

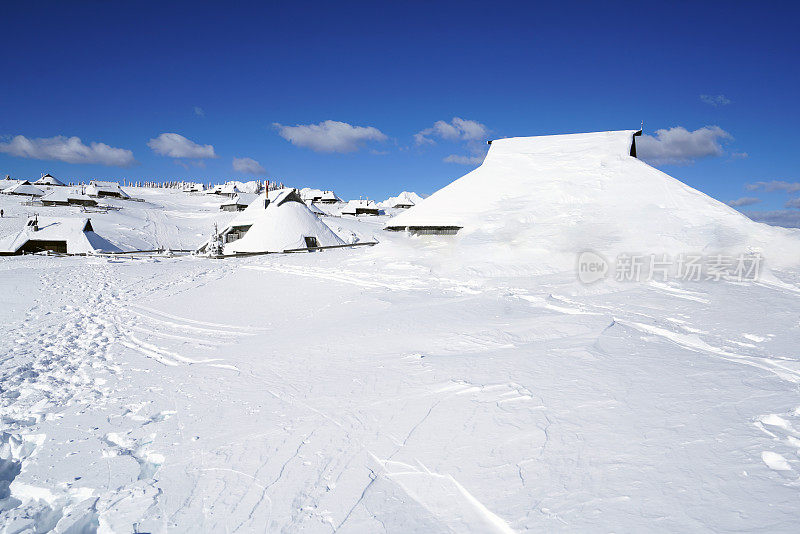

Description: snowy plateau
[1,130,800,533]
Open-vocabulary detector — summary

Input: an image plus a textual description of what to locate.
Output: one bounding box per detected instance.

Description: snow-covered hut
[380,191,424,209]
[0,216,121,255]
[34,173,65,186]
[199,188,344,254]
[219,182,242,197]
[219,193,257,212]
[86,180,130,199]
[300,189,341,204]
[318,190,341,204]
[182,182,205,193]
[2,182,45,197]
[341,199,379,216]
[41,188,98,207]
[300,188,324,203]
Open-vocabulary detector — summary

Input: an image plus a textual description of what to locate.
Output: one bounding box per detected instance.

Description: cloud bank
[0,135,136,167]
[147,133,217,159]
[746,210,800,228]
[232,156,266,175]
[273,120,387,153]
[745,181,800,193]
[727,197,761,207]
[415,117,489,165]
[636,126,733,165]
[414,117,488,145]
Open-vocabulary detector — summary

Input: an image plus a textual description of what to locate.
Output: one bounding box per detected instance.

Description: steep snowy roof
[224,188,295,227]
[35,174,65,186]
[0,217,121,254]
[2,183,45,196]
[385,129,800,268]
[223,189,345,253]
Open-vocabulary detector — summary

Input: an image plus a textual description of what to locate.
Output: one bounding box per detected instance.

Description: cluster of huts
[0,172,427,257]
[0,174,131,207]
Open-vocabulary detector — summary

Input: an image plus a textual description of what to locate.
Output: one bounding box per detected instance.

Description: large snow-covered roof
[385,129,800,268]
[41,188,96,204]
[2,183,45,196]
[222,189,345,253]
[0,217,121,254]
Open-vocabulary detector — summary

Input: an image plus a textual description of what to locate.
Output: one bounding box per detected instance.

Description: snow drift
[385,129,800,273]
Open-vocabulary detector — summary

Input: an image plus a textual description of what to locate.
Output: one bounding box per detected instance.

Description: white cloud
[746,210,800,228]
[273,120,387,153]
[147,133,217,159]
[745,180,800,193]
[785,198,800,209]
[727,197,761,207]
[415,117,489,145]
[0,134,136,167]
[232,156,266,175]
[636,126,733,165]
[194,106,205,117]
[700,94,731,107]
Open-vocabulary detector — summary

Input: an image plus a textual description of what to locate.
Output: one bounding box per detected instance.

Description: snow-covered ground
[2,238,800,531]
[2,147,800,532]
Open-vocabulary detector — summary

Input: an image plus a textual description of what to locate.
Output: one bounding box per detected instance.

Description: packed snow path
[1,251,800,532]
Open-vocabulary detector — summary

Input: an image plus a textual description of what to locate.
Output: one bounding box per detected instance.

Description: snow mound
[385,129,800,273]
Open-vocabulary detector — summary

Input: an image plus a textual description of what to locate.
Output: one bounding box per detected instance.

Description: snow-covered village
[2,3,800,533]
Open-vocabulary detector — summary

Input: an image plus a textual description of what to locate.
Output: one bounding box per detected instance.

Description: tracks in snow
[0,260,242,530]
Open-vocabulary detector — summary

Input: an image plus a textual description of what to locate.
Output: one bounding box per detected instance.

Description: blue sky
[1,1,799,224]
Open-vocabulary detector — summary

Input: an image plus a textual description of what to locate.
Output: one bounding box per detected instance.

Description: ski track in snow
[1,255,800,532]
